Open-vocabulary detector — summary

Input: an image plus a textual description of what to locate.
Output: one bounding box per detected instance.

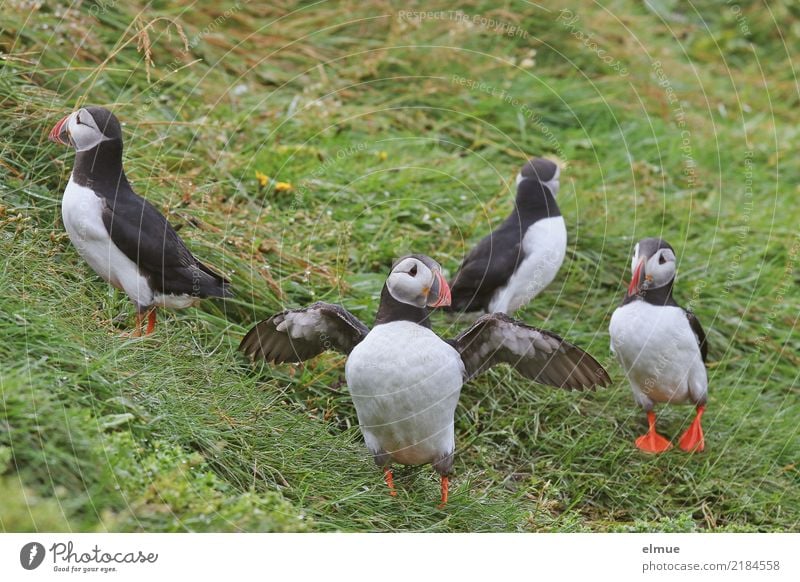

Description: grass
[0,0,798,532]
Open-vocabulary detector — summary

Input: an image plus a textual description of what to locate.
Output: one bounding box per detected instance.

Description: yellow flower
[256,170,292,191]
[255,170,269,187]
[377,151,388,161]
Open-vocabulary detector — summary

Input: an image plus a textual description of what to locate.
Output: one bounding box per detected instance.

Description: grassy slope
[0,0,798,532]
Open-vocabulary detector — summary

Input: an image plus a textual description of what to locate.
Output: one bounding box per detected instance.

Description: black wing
[239,302,369,364]
[102,185,230,298]
[449,221,524,312]
[686,310,708,363]
[452,313,611,390]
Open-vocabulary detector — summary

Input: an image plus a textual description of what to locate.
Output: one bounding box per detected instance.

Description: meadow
[0,0,797,532]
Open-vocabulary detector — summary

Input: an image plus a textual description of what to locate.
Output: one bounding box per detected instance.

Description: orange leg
[635,411,673,454]
[437,475,449,509]
[383,467,397,497]
[145,309,157,335]
[131,312,144,338]
[678,405,705,453]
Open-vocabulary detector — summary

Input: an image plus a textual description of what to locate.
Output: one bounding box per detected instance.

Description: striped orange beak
[48,114,72,146]
[627,257,646,297]
[427,271,451,308]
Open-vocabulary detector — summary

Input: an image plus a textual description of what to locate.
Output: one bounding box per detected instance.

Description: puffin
[608,238,709,453]
[240,254,611,506]
[448,157,566,314]
[48,106,231,336]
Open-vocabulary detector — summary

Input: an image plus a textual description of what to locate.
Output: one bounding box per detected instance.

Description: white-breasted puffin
[49,106,231,336]
[448,157,566,314]
[240,254,610,506]
[609,238,709,453]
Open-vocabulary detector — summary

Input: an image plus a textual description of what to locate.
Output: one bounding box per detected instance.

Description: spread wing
[239,302,369,364]
[449,226,523,312]
[686,310,708,363]
[451,313,611,390]
[103,185,230,297]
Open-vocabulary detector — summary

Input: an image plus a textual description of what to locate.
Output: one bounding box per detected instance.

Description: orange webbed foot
[635,411,673,454]
[678,405,705,453]
[635,430,673,453]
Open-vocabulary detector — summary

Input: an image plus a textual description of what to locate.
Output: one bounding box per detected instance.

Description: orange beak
[427,271,452,308]
[627,257,646,296]
[49,114,71,146]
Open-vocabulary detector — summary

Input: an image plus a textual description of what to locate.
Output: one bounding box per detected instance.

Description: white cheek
[387,274,425,306]
[646,256,659,278]
[418,264,433,284]
[70,122,108,152]
[544,165,560,195]
[646,257,675,286]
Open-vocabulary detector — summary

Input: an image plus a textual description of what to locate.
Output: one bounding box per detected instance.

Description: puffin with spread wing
[241,254,610,506]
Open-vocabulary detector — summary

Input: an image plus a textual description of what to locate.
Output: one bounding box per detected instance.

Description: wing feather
[239,302,369,364]
[452,313,610,390]
[102,186,230,297]
[685,310,708,363]
[449,232,523,312]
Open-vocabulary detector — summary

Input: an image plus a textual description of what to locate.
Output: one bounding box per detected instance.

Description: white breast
[609,301,707,408]
[61,176,154,309]
[489,216,567,314]
[345,321,465,466]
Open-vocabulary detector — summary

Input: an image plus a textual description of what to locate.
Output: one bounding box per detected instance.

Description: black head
[49,106,123,151]
[516,157,560,196]
[627,237,677,298]
[375,254,452,326]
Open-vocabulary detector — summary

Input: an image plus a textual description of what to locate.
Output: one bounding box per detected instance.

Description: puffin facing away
[609,238,709,453]
[240,254,610,506]
[448,157,566,314]
[49,107,231,335]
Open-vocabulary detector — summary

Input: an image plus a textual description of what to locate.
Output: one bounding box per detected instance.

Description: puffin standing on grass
[448,157,566,314]
[609,238,708,453]
[240,254,610,506]
[49,106,231,336]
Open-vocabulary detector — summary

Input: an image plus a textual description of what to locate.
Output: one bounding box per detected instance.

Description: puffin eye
[659,253,667,265]
[409,264,418,277]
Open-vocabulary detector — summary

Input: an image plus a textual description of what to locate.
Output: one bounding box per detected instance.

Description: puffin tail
[215,278,234,299]
[196,262,234,298]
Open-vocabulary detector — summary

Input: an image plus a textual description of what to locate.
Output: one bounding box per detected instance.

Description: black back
[449,178,560,312]
[71,108,230,299]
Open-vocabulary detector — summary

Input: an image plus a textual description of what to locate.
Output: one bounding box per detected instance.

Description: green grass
[1,0,798,532]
